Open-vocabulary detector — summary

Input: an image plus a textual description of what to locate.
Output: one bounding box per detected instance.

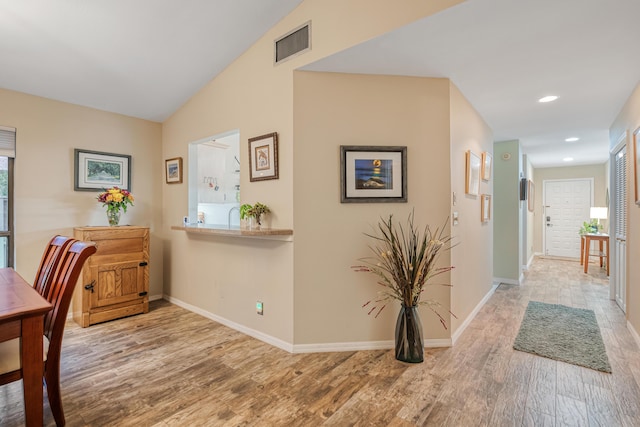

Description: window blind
[615,145,626,239]
[0,126,16,158]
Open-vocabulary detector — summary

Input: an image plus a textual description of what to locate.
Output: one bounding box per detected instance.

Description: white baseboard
[163,295,452,354]
[163,295,294,353]
[292,338,450,354]
[493,276,519,285]
[452,283,498,345]
[628,320,640,350]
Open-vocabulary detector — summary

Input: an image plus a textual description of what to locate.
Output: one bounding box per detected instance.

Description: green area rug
[513,301,612,373]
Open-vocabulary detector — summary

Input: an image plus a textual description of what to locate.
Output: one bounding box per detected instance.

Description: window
[0,126,15,267]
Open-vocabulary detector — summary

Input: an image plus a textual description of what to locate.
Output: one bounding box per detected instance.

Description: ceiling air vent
[274,21,311,64]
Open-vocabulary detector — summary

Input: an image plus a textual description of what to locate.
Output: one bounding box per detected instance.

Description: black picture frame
[74,149,131,191]
[340,145,407,203]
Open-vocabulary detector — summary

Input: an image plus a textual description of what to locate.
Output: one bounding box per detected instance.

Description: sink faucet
[228,206,240,229]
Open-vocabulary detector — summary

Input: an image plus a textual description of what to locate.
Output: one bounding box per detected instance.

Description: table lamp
[590,207,608,232]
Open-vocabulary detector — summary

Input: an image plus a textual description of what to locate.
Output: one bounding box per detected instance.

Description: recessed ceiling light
[563,157,574,162]
[538,95,558,103]
[565,137,579,142]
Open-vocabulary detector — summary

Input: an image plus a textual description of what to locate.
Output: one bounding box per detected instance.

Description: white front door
[613,144,627,312]
[543,179,592,258]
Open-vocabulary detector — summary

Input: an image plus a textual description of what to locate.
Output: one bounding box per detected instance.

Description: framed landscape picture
[340,145,407,203]
[165,157,183,184]
[74,149,131,191]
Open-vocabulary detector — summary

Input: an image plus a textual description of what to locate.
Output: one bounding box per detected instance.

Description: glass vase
[395,304,424,363]
[107,209,121,226]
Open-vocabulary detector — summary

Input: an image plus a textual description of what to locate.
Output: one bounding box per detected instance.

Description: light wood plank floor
[1,257,639,426]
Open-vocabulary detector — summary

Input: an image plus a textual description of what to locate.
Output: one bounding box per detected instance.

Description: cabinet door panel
[91,261,144,308]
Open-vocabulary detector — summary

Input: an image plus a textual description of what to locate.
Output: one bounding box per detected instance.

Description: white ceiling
[1,0,639,168]
[303,0,640,168]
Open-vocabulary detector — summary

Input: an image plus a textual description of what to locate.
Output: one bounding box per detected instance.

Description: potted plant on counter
[240,202,271,229]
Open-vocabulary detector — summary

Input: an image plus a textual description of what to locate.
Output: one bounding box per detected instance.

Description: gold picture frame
[481,194,491,222]
[165,157,183,184]
[465,150,481,196]
[482,152,492,181]
[634,127,640,205]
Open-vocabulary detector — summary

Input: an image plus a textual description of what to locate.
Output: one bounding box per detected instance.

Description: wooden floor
[1,257,639,426]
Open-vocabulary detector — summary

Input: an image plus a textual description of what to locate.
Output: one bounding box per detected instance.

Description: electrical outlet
[256,301,263,315]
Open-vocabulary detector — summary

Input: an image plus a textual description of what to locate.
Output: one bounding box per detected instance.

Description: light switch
[453,212,459,226]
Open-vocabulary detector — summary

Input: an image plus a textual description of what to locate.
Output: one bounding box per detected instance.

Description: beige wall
[449,83,494,334]
[161,0,466,346]
[293,72,453,343]
[0,88,163,296]
[532,164,607,254]
[609,81,640,337]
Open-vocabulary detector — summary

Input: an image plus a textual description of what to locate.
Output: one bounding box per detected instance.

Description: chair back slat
[34,235,75,297]
[43,241,97,346]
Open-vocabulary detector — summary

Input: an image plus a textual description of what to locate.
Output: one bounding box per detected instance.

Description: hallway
[1,259,638,426]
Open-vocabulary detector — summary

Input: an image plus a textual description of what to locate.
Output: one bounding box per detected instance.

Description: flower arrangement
[353,212,454,328]
[97,187,134,213]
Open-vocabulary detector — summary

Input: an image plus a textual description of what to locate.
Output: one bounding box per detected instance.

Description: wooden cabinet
[73,226,149,327]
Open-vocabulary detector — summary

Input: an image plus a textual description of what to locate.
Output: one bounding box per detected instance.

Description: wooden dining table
[0,267,52,426]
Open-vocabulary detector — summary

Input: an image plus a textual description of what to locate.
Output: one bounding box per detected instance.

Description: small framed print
[74,149,131,191]
[481,194,491,222]
[340,145,407,203]
[482,152,492,181]
[634,127,640,205]
[528,180,535,212]
[249,132,279,182]
[465,150,481,196]
[165,157,183,184]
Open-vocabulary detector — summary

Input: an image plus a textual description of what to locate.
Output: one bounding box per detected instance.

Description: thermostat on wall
[502,152,511,160]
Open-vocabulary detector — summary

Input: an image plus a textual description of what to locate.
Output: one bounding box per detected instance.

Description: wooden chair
[0,240,97,426]
[33,235,76,296]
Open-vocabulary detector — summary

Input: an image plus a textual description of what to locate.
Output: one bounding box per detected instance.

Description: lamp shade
[590,207,608,220]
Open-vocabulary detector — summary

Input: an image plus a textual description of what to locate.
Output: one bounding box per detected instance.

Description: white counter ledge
[171,224,293,241]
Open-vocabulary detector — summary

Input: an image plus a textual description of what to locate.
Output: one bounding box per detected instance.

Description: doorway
[543,179,593,258]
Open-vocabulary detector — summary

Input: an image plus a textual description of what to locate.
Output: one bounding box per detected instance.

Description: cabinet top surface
[74,226,149,231]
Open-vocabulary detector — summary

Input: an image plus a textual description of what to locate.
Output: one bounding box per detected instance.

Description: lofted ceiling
[0,0,304,122]
[1,0,639,168]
